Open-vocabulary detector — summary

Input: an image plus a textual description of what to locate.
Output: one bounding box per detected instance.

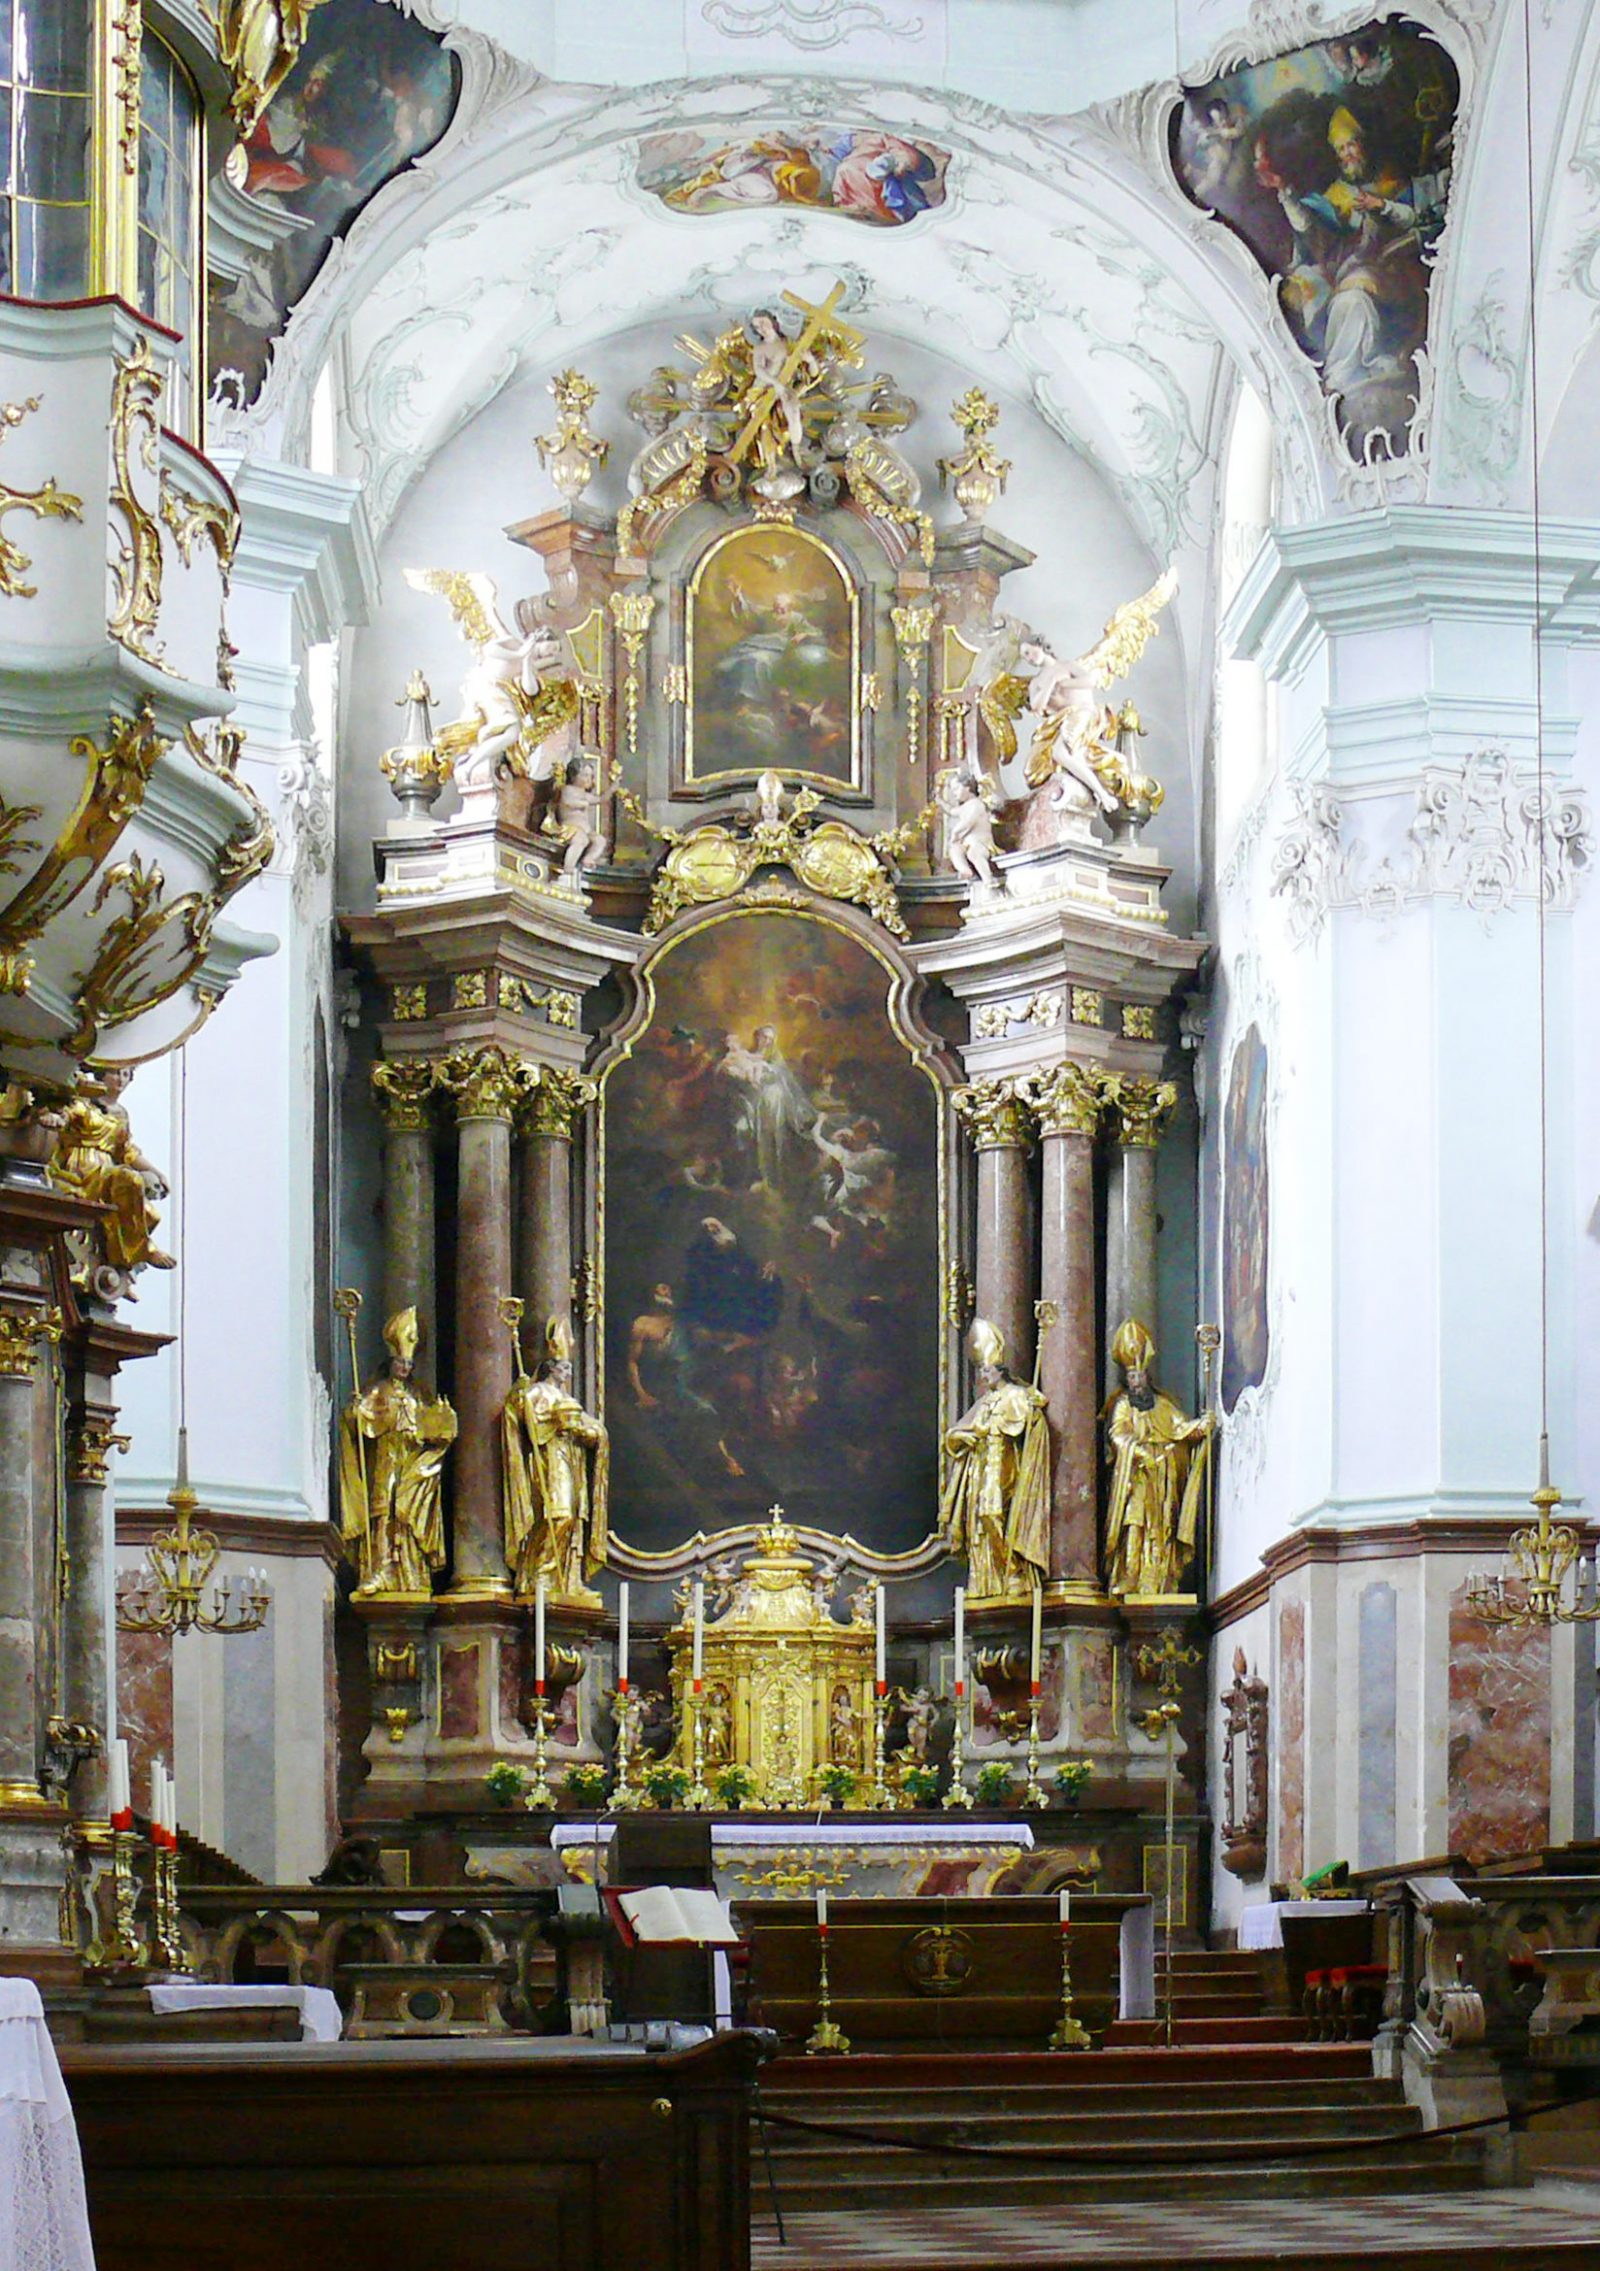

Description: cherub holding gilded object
[1019,569,1176,825]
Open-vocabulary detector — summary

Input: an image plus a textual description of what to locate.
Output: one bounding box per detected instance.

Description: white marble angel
[935,765,1002,887]
[405,568,579,797]
[1020,569,1177,820]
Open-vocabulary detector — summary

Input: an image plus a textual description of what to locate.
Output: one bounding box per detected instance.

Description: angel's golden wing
[404,567,507,653]
[1079,567,1178,689]
[978,671,1029,767]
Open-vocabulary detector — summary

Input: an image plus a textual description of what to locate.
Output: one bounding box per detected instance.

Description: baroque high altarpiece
[340,288,1209,1902]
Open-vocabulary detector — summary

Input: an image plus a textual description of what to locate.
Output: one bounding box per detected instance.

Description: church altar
[498,1817,1036,1901]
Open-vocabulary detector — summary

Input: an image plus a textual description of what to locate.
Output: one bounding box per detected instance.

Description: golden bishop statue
[502,1315,609,1607]
[939,1318,1051,1603]
[338,1308,457,1599]
[1102,1317,1212,1600]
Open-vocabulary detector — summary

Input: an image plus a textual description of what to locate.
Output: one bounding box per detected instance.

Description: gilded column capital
[952,1077,1034,1153]
[371,1056,439,1135]
[1020,1062,1106,1140]
[522,1066,597,1142]
[0,1305,61,1378]
[1106,1075,1179,1149]
[66,1411,128,1485]
[439,1044,531,1124]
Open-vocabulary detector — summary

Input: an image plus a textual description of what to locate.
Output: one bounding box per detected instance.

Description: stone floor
[750,2178,1600,2267]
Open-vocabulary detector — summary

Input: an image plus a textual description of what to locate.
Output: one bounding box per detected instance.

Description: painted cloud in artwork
[1171,17,1459,460]
[638,128,949,226]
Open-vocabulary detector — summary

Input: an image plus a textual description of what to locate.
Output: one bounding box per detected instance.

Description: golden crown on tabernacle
[383,1307,420,1361]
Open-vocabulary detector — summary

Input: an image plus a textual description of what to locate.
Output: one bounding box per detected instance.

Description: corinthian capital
[0,1305,61,1378]
[439,1044,531,1124]
[371,1057,438,1134]
[1106,1075,1178,1149]
[952,1076,1033,1152]
[523,1066,597,1141]
[1021,1061,1106,1139]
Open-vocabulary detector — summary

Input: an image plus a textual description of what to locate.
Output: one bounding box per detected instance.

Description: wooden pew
[735,1894,1144,2051]
[63,2030,760,2271]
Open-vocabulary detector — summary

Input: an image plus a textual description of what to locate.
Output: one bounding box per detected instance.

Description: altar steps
[1102,1944,1303,2043]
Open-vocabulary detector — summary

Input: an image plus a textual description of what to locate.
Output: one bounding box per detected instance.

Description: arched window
[1214,382,1275,862]
[0,3,92,299]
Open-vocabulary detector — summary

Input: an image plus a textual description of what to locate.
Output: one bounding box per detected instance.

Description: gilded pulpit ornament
[939,1320,1051,1605]
[1102,1319,1212,1601]
[337,1304,456,1601]
[535,370,609,506]
[501,1309,608,1608]
[0,396,83,598]
[48,1075,173,1275]
[1016,570,1176,828]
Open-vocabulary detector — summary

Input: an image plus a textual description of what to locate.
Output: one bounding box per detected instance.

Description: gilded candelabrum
[868,1686,892,1812]
[525,1698,556,1811]
[610,1688,643,1811]
[1023,1691,1049,1810]
[1465,1441,1600,1630]
[806,1921,851,2056]
[153,1840,187,1974]
[1048,1918,1091,2052]
[685,1683,714,1811]
[116,1430,269,1639]
[943,1688,973,1810]
[106,1829,145,1968]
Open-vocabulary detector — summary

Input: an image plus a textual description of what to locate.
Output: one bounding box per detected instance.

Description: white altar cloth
[541,1819,1035,1901]
[1236,1899,1370,1952]
[146,1983,344,2043]
[549,1821,1035,1856]
[0,1978,95,2271]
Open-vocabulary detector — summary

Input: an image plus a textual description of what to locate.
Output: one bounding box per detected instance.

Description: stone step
[764,2044,1374,2092]
[756,2147,1486,2212]
[762,2077,1411,2119]
[762,2102,1425,2152]
[1103,2015,1310,2046]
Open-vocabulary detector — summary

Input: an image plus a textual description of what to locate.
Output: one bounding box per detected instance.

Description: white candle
[953,1587,965,1697]
[875,1581,886,1690]
[692,1580,704,1685]
[1058,1887,1071,1927]
[1031,1581,1043,1690]
[109,1738,131,1827]
[816,1887,828,1929]
[535,1576,547,1695]
[617,1581,630,1690]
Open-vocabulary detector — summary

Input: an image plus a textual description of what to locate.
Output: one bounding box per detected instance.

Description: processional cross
[726,281,866,467]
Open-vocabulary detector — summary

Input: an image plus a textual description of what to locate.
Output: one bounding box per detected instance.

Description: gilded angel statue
[1020,568,1177,820]
[211,0,330,136]
[405,569,579,795]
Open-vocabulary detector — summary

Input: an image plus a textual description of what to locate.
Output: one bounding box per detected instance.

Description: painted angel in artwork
[405,568,579,796]
[1020,568,1177,821]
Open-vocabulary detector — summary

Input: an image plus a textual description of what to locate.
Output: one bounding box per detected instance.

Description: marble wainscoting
[1276,1598,1305,1883]
[1448,1584,1550,1865]
[117,1629,173,1818]
[1078,1630,1118,1745]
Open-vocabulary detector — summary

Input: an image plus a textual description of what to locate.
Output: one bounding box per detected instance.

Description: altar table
[0,1978,95,2271]
[534,1818,1035,1901]
[147,1982,344,2041]
[1237,1898,1371,1951]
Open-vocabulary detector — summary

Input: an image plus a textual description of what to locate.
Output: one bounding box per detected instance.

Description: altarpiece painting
[686,526,859,790]
[1221,1022,1270,1413]
[601,908,940,1554]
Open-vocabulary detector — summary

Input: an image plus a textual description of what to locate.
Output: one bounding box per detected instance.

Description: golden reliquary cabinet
[667,1520,876,1807]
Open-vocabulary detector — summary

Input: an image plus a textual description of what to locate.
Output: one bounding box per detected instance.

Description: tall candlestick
[1031,1580,1043,1690]
[1058,1887,1071,1926]
[692,1580,704,1685]
[109,1738,131,1829]
[816,1887,828,1929]
[875,1581,886,1689]
[617,1580,630,1689]
[535,1576,547,1695]
[953,1587,965,1697]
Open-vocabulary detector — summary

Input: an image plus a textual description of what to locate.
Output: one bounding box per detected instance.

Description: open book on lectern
[614,1887,740,1946]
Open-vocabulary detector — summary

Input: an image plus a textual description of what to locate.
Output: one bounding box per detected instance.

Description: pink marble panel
[1277,1598,1305,1883]
[1449,1587,1550,1866]
[117,1629,172,1820]
[971,1645,1062,1747]
[498,1632,525,1744]
[1078,1633,1117,1744]
[438,1642,481,1741]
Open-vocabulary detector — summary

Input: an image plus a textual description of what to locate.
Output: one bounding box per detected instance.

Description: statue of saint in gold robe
[48,1077,173,1273]
[503,1319,608,1606]
[939,1319,1051,1602]
[338,1307,456,1599]
[1102,1317,1211,1599]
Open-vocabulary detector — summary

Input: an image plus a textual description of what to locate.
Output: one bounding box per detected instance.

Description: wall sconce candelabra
[116,1429,269,1638]
[1464,1438,1598,1631]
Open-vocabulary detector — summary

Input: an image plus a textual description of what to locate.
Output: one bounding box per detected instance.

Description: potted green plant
[817,1763,858,1810]
[713,1764,758,1810]
[485,1760,527,1807]
[643,1764,690,1810]
[975,1761,1016,1808]
[565,1762,609,1809]
[1054,1757,1095,1807]
[901,1764,940,1807]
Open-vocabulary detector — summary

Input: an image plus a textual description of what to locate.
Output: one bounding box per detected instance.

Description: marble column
[371,1058,439,1378]
[1103,1077,1177,1376]
[61,1397,121,1822]
[442,1046,526,1597]
[1023,1066,1105,1590]
[517,1068,595,1355]
[953,1077,1035,1377]
[0,1307,66,1946]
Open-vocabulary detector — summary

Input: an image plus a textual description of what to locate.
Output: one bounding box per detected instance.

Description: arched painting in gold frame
[595,902,943,1565]
[685,524,861,793]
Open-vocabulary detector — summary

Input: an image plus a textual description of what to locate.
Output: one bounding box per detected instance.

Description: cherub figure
[406,569,578,795]
[543,753,613,875]
[935,766,1001,886]
[1020,569,1177,822]
[893,1686,938,1767]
